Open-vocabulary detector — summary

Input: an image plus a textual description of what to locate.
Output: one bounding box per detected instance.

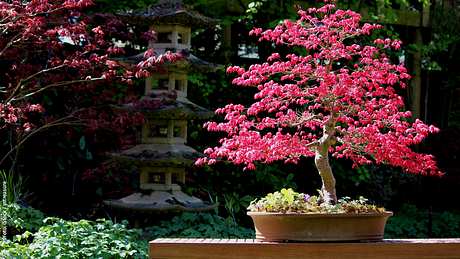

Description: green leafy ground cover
[0,205,254,258]
[1,218,147,259]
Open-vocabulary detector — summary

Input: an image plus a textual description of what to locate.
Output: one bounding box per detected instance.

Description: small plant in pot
[246,188,390,241]
[196,1,442,241]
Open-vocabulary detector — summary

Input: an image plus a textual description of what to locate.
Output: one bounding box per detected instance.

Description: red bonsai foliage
[197,2,441,204]
[0,0,179,167]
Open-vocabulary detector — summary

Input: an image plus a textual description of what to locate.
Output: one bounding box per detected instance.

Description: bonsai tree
[196,2,441,205]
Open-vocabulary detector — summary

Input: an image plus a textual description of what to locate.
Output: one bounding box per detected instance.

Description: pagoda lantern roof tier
[122,96,214,120]
[118,0,217,28]
[121,50,220,73]
[111,143,201,167]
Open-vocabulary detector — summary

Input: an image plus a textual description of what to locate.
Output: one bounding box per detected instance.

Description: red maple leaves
[197,3,441,176]
[0,0,177,133]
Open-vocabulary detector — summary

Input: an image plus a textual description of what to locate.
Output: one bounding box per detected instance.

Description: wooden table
[149,238,460,259]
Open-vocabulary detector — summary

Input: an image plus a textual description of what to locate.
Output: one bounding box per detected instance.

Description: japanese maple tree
[197,2,441,205]
[0,0,177,168]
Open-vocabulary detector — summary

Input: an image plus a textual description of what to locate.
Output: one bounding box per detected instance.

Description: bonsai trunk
[315,146,337,205]
[315,115,338,205]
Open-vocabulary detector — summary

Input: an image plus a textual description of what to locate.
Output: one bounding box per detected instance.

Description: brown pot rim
[247,211,393,217]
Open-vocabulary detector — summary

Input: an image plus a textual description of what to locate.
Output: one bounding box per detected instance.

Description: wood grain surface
[149,238,460,259]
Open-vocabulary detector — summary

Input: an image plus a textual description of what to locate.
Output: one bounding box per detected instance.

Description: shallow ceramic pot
[247,211,393,242]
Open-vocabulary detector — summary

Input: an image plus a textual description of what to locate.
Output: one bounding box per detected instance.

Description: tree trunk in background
[410,28,423,119]
[222,24,232,64]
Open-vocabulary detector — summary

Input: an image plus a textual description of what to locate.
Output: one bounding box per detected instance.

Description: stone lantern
[104,0,217,213]
[149,24,191,52]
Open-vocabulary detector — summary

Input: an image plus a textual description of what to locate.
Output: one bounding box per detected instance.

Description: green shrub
[144,212,254,239]
[0,203,45,232]
[0,218,147,259]
[385,204,460,238]
[0,240,34,258]
[0,206,253,258]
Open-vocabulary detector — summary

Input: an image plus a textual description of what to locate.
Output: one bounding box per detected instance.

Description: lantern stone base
[103,191,216,212]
